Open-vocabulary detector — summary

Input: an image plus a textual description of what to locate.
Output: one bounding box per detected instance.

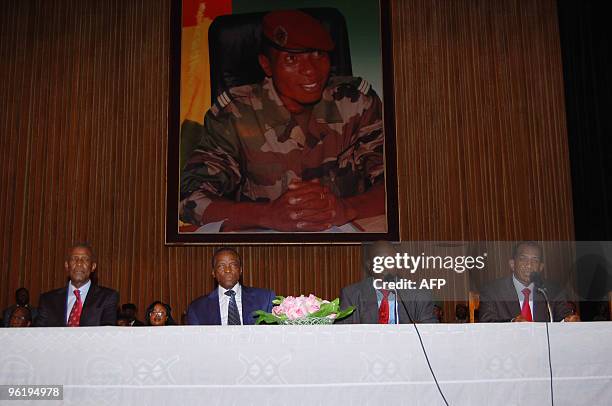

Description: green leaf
[253,310,284,324]
[271,296,285,305]
[334,305,355,321]
[309,302,336,318]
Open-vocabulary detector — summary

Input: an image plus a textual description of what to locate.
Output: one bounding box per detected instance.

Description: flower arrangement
[255,294,355,325]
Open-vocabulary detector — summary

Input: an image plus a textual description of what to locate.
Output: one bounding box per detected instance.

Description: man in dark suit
[187,247,275,325]
[119,303,144,326]
[338,241,438,324]
[479,241,579,323]
[2,287,38,326]
[35,243,119,327]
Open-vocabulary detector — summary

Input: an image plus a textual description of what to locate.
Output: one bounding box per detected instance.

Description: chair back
[469,291,480,323]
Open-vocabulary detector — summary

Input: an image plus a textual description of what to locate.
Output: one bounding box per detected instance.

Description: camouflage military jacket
[180,76,384,225]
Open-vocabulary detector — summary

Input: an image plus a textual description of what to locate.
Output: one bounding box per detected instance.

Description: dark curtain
[558,0,612,320]
[558,0,612,240]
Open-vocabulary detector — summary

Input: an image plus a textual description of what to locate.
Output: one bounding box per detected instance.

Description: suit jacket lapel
[57,287,69,326]
[207,289,222,325]
[241,286,254,325]
[502,277,522,320]
[81,283,96,325]
[360,278,380,324]
[397,289,416,323]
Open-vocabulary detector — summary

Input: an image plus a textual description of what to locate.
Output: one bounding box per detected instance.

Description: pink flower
[303,294,321,313]
[275,294,328,319]
[278,296,296,315]
[286,306,305,320]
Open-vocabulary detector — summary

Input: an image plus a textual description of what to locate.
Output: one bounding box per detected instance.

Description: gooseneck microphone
[530,272,553,322]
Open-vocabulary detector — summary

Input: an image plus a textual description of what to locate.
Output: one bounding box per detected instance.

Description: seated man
[116,313,131,327]
[8,307,32,328]
[338,241,438,324]
[454,303,469,323]
[433,304,444,323]
[2,287,38,327]
[120,303,144,326]
[35,243,119,327]
[479,241,579,322]
[180,9,385,232]
[186,247,275,325]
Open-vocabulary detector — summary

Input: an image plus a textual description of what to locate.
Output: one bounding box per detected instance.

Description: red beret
[262,10,334,53]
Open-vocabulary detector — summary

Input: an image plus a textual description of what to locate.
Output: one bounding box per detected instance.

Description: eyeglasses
[151,311,167,316]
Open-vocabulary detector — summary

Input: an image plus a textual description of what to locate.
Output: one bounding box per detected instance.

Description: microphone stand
[531,272,554,322]
[537,287,554,323]
[533,277,556,406]
[393,275,416,325]
[393,284,400,324]
[393,276,449,406]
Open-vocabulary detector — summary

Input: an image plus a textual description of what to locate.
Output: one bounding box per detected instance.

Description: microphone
[530,271,543,288]
[530,272,553,322]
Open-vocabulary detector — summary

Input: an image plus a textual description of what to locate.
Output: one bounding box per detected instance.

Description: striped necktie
[225,290,241,325]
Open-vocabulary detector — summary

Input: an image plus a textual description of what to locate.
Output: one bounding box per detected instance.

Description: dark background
[558,0,612,320]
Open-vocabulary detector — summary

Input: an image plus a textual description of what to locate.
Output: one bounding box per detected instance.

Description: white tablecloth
[2,323,611,405]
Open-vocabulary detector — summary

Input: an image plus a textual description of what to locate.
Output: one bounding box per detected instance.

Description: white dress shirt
[218,283,243,325]
[65,279,91,324]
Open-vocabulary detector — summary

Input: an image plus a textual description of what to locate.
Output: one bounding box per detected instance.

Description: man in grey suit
[338,241,438,324]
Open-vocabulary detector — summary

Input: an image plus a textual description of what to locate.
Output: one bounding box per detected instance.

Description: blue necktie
[225,290,241,325]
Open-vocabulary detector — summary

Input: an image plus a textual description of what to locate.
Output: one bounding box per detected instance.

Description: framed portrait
[167,0,398,244]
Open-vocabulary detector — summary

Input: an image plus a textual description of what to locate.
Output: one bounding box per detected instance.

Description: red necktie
[521,288,533,322]
[378,289,390,324]
[67,289,83,327]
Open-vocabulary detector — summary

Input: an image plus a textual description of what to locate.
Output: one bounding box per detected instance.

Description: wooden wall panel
[0,0,573,323]
[393,0,573,240]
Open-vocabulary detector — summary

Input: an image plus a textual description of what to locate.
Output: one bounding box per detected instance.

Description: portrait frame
[166,0,398,244]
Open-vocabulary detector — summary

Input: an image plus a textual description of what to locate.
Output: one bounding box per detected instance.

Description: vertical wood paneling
[393,0,573,241]
[0,0,573,322]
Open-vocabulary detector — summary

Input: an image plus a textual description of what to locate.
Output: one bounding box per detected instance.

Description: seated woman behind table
[145,301,176,326]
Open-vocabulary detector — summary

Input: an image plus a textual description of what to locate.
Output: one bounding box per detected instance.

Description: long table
[2,323,611,405]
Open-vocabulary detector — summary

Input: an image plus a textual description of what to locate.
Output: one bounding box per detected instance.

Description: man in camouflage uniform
[180,9,385,232]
